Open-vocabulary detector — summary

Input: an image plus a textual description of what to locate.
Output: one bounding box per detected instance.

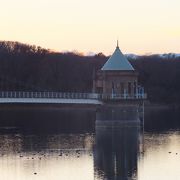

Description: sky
[0,0,180,55]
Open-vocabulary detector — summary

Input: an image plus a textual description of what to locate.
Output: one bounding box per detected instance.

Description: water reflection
[94,121,140,180]
[0,133,94,180]
[0,107,180,179]
[139,131,180,180]
[0,107,95,133]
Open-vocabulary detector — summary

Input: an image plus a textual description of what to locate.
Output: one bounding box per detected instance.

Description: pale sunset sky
[0,0,180,55]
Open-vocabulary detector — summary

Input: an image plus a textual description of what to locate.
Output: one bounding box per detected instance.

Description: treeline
[0,41,180,104]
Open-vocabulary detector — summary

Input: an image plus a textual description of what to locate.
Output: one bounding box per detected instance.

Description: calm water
[0,106,180,180]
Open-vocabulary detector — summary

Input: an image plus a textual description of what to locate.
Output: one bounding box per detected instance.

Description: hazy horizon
[1,0,180,55]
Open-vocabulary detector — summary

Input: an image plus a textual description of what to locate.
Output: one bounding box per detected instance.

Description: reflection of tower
[94,122,140,180]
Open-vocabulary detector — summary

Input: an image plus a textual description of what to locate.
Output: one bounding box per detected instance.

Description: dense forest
[0,41,180,104]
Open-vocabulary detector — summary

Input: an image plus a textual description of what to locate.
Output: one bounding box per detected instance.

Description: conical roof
[101,44,134,71]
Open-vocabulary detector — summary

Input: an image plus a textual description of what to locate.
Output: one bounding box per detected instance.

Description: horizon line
[1,39,180,56]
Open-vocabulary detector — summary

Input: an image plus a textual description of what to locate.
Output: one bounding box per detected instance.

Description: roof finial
[117,39,119,48]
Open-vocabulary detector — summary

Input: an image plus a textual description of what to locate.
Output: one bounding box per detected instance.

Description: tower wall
[93,70,138,95]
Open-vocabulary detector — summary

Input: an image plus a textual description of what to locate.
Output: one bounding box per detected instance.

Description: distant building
[93,42,140,96]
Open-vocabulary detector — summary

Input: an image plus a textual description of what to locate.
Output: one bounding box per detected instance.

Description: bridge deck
[0,98,102,105]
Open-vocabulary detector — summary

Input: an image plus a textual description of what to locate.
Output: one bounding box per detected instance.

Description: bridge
[0,91,146,105]
[0,43,147,125]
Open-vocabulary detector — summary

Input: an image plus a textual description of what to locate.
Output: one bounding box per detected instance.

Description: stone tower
[93,42,139,97]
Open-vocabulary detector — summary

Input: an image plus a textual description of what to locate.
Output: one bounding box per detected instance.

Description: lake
[0,105,180,180]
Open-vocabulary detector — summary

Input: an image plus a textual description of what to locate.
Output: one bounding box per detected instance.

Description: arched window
[120,82,124,94]
[128,82,132,94]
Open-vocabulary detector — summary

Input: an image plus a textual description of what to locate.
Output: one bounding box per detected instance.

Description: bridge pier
[96,102,143,128]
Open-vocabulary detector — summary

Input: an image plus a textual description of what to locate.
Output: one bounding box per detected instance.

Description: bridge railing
[100,93,147,100]
[0,91,100,99]
[0,91,146,100]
